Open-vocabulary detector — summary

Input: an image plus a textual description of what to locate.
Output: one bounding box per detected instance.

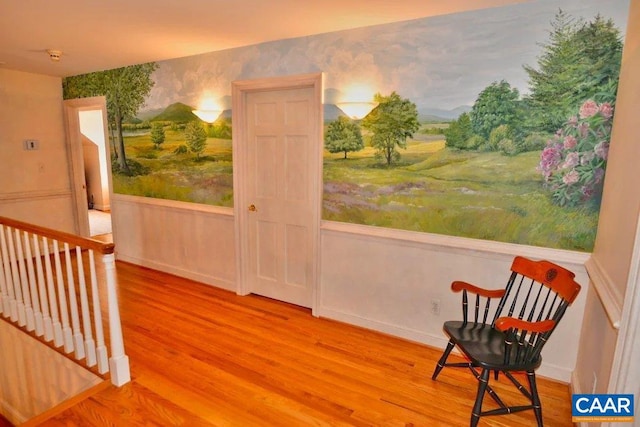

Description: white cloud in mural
[320,48,384,102]
[145,45,260,112]
[144,0,629,115]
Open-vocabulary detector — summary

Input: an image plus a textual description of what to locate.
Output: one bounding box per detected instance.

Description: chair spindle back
[493,256,581,364]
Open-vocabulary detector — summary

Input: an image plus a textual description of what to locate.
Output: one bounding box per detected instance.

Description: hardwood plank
[41,261,573,426]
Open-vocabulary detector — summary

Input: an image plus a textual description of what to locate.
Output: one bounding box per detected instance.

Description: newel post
[102,253,130,386]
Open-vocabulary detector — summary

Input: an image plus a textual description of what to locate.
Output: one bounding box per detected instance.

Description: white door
[233,74,322,309]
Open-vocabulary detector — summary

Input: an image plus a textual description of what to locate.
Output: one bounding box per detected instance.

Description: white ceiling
[0,0,525,78]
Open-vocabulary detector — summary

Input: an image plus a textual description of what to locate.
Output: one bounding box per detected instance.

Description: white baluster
[0,246,6,317]
[64,243,84,360]
[0,224,12,317]
[43,237,63,346]
[53,240,73,353]
[89,250,108,374]
[6,226,26,326]
[103,253,130,385]
[15,229,35,331]
[76,246,96,366]
[33,234,53,341]
[22,231,42,334]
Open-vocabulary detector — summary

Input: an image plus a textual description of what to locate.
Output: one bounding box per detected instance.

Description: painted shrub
[539,100,613,208]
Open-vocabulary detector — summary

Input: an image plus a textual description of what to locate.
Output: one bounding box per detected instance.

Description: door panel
[256,220,277,281]
[284,224,307,286]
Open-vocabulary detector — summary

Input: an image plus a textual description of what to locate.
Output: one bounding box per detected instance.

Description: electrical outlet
[430,299,440,316]
[23,139,39,150]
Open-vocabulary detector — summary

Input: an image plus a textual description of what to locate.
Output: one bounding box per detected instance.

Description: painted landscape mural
[63,0,629,251]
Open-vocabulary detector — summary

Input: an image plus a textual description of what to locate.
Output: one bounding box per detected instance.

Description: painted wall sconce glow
[192,109,222,123]
[335,101,378,120]
[336,83,378,119]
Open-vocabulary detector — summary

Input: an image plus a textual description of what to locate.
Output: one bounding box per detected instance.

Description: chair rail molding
[584,256,623,329]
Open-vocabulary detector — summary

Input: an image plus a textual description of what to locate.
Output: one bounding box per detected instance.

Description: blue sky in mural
[144,0,629,117]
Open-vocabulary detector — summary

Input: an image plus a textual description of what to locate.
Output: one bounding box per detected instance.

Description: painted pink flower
[599,102,614,120]
[579,100,599,119]
[568,116,579,127]
[595,141,609,160]
[581,185,594,199]
[580,151,595,165]
[538,143,563,181]
[562,169,580,185]
[594,168,605,184]
[562,152,579,169]
[563,135,577,150]
[578,122,590,138]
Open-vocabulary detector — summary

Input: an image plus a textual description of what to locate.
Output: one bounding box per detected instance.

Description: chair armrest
[495,317,556,333]
[451,281,505,299]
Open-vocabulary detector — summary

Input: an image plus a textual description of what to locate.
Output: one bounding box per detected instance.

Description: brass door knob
[248,204,257,212]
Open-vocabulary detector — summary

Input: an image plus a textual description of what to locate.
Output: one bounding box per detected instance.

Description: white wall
[112,194,589,381]
[112,194,236,290]
[0,69,75,232]
[318,222,589,381]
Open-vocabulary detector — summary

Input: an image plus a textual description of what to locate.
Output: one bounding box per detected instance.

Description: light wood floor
[36,261,573,426]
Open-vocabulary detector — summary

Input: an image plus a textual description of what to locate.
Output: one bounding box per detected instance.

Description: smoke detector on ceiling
[47,49,63,62]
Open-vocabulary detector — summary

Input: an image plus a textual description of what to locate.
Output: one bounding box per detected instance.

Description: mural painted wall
[63,0,629,251]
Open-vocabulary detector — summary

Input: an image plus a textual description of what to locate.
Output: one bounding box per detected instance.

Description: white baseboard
[92,203,110,212]
[317,305,457,350]
[115,253,235,292]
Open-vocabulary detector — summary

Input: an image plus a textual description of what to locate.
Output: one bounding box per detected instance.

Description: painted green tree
[469,80,522,140]
[362,92,419,166]
[325,116,364,159]
[63,62,158,174]
[207,119,232,139]
[444,112,474,150]
[184,121,207,159]
[150,122,166,149]
[523,11,623,133]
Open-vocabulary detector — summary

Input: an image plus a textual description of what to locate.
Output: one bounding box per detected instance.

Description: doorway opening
[78,109,112,238]
[64,97,113,240]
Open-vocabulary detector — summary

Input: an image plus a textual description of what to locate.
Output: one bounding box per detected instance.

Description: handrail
[0,215,129,387]
[0,216,114,254]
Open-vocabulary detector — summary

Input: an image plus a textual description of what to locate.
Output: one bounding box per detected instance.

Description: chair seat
[443,321,542,371]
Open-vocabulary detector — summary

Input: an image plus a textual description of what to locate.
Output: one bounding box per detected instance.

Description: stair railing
[0,216,129,386]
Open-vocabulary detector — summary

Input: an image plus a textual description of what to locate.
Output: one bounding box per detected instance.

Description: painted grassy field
[113,129,597,251]
[323,138,598,251]
[114,130,234,206]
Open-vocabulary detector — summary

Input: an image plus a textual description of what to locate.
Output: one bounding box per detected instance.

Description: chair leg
[432,340,455,380]
[471,368,490,427]
[527,371,543,427]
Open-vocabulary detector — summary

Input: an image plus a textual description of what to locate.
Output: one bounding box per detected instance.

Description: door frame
[232,72,323,315]
[63,96,113,237]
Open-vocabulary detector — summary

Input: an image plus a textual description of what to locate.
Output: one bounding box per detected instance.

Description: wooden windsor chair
[431,256,581,427]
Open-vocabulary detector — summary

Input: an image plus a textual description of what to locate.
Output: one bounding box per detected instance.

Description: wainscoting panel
[318,222,590,382]
[111,195,236,290]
